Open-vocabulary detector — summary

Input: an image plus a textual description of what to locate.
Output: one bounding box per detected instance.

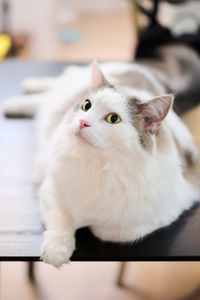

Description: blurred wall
[4,0,132,60]
[8,0,128,34]
[9,0,53,34]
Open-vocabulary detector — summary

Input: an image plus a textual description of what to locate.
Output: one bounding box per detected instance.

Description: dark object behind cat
[136,44,200,115]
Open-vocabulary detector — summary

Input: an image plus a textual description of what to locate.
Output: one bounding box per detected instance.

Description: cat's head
[70,61,173,153]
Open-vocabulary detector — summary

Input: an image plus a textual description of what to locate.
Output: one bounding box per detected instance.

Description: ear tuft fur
[91,60,109,91]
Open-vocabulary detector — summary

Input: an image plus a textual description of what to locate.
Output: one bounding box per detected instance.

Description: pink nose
[79,120,91,129]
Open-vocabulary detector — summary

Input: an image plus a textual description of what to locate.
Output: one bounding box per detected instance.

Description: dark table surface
[0,59,200,261]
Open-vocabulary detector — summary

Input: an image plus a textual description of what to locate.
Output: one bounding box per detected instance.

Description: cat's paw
[2,97,25,117]
[41,230,75,268]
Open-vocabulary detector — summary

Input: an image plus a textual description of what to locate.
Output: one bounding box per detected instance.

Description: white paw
[41,231,75,268]
[2,97,24,117]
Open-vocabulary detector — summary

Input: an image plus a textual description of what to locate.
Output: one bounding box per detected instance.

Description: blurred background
[1,262,200,300]
[1,0,200,299]
[0,0,134,61]
[1,0,200,61]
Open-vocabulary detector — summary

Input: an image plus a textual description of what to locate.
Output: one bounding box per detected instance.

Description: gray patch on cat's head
[127,97,154,151]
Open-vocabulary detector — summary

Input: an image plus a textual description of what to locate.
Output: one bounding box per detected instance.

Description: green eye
[105,113,121,124]
[81,99,91,111]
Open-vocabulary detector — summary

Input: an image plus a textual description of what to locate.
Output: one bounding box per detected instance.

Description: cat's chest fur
[52,147,148,228]
[50,138,180,231]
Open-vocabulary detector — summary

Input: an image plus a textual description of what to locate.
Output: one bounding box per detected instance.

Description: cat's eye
[105,113,121,124]
[81,99,91,111]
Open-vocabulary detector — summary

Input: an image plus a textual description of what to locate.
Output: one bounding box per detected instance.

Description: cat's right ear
[135,94,174,134]
[91,60,109,91]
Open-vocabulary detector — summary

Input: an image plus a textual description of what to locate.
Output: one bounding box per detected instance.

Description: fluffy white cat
[3,59,200,267]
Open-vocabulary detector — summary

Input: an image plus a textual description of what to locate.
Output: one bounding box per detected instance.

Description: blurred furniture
[0,60,200,269]
[0,0,28,59]
[117,262,200,299]
[130,0,200,58]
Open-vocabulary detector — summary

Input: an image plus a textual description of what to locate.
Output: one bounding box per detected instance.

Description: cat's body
[3,46,200,267]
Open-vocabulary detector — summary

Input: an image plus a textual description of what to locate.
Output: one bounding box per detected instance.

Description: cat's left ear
[136,94,174,133]
[91,60,109,91]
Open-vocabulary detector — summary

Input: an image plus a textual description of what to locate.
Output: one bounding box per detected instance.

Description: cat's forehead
[88,87,127,111]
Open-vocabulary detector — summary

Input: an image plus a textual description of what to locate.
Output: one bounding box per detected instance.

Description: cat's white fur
[3,61,199,267]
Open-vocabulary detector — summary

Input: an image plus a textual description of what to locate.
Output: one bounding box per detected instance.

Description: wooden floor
[1,3,200,300]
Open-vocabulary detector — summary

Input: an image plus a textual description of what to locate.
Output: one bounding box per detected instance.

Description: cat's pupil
[111,114,118,123]
[85,101,91,110]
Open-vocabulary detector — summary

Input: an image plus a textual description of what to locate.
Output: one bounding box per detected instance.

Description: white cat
[3,59,200,267]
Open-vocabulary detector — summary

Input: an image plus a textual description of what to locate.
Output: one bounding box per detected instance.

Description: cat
[3,49,200,267]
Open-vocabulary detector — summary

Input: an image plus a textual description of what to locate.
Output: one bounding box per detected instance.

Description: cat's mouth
[76,130,92,145]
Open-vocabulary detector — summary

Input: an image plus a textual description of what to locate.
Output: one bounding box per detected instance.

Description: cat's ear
[137,94,174,133]
[91,60,109,91]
